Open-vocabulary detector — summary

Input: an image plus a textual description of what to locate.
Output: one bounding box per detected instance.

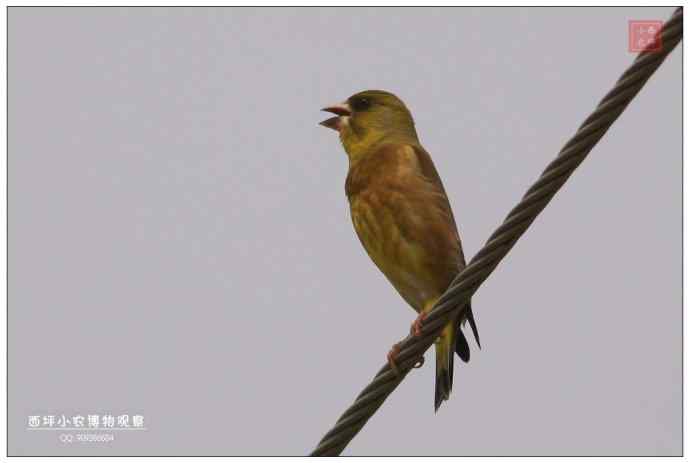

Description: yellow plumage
[320,90,480,411]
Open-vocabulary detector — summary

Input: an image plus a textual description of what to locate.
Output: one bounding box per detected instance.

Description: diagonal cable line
[310,7,682,457]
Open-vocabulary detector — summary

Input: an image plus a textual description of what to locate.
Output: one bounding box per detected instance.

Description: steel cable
[311,7,682,456]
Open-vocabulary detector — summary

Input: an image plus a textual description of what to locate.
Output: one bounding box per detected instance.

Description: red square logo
[629,20,663,52]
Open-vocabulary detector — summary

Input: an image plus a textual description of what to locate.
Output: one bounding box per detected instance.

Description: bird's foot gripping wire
[387,343,402,376]
[387,342,425,377]
[410,312,428,337]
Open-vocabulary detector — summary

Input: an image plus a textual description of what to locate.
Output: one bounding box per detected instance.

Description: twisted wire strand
[311,7,682,456]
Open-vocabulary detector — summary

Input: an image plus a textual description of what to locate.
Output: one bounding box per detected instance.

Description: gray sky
[9,6,681,456]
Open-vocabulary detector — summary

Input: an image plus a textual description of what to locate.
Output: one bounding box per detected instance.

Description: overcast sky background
[9,6,681,456]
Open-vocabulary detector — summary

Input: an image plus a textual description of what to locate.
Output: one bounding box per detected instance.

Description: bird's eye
[352,97,371,112]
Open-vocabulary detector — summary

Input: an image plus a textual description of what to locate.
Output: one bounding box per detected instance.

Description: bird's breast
[349,190,438,311]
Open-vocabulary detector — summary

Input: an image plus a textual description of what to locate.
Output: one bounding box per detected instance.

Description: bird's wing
[409,145,467,267]
[411,146,480,348]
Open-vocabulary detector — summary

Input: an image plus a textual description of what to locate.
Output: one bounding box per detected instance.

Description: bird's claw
[387,343,402,377]
[411,312,428,337]
[388,343,425,375]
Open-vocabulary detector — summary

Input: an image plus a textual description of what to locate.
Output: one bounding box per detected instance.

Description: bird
[320,90,481,411]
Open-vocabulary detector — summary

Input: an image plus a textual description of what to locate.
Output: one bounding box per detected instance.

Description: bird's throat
[341,128,418,167]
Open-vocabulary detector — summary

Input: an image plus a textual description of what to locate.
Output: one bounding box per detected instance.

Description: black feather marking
[434,377,447,412]
[466,303,481,349]
[434,357,452,412]
[455,329,470,363]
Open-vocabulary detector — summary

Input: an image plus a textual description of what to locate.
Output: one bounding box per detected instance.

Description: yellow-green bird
[320,90,480,411]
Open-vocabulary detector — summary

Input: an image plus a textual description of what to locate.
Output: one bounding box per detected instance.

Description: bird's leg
[387,343,402,376]
[410,312,428,337]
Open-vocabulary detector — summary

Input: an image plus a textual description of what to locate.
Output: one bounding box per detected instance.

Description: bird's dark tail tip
[434,344,453,412]
[466,303,481,349]
[434,373,451,412]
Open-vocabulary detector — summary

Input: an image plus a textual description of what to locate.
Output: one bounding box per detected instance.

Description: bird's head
[320,90,418,162]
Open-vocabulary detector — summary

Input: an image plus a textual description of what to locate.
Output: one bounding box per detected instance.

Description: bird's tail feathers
[455,302,480,362]
[435,302,481,411]
[466,303,481,349]
[434,322,455,412]
[455,328,470,362]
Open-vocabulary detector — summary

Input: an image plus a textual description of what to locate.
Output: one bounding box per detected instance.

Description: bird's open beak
[319,103,352,132]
